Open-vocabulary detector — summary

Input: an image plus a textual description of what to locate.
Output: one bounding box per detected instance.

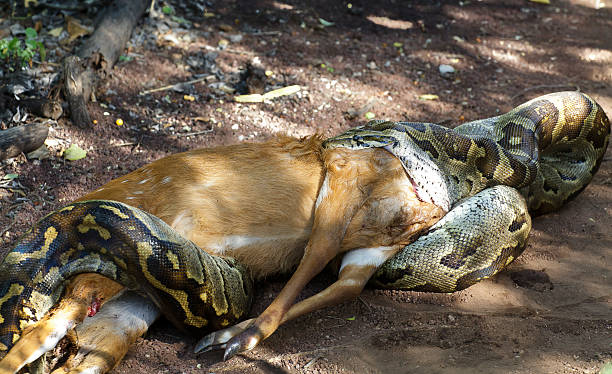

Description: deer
[0,134,445,373]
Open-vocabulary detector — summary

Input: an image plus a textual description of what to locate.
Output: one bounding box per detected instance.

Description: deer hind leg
[196,148,409,360]
[0,274,123,374]
[194,245,402,354]
[213,150,371,360]
[50,290,159,374]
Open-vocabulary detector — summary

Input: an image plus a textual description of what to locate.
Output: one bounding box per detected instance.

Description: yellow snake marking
[100,204,130,219]
[22,307,34,319]
[59,247,77,265]
[18,320,31,331]
[136,242,209,328]
[0,284,24,324]
[3,227,58,265]
[77,214,111,240]
[166,251,181,270]
[113,255,127,270]
[28,289,56,321]
[58,205,75,213]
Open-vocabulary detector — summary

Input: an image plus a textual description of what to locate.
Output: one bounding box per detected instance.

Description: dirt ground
[1,0,611,373]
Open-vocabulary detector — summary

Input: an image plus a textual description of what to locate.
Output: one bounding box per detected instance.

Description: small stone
[231,124,239,130]
[439,64,455,78]
[367,61,377,69]
[9,23,25,36]
[228,34,243,43]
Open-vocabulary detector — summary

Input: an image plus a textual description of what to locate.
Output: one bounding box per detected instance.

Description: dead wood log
[63,0,151,128]
[11,97,63,120]
[0,123,48,161]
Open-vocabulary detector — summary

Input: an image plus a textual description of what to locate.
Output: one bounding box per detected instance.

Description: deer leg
[194,245,401,354]
[217,153,373,360]
[51,290,159,374]
[0,274,123,374]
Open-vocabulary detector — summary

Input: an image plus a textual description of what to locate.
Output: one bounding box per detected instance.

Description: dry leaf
[234,85,301,103]
[66,16,93,43]
[419,94,439,100]
[48,27,63,37]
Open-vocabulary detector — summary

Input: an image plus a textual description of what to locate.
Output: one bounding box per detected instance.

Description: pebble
[367,61,377,69]
[9,23,25,36]
[228,34,243,43]
[439,64,455,78]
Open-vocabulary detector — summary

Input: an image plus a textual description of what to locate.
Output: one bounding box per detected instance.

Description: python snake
[0,91,609,357]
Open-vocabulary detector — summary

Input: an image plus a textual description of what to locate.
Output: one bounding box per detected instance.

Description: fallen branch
[174,129,214,137]
[138,75,214,96]
[62,0,151,128]
[17,98,63,120]
[0,123,49,161]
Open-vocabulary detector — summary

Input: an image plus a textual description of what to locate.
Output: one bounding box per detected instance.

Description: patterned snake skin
[323,91,610,291]
[0,91,608,356]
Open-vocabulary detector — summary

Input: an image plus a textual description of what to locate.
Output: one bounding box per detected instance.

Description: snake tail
[0,200,253,355]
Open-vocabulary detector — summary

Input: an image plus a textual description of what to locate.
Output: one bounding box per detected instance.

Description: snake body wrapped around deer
[0,91,609,372]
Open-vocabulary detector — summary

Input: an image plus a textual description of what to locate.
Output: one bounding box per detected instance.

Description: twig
[112,142,137,147]
[223,48,256,56]
[173,129,214,137]
[511,84,580,100]
[357,296,372,312]
[0,221,14,238]
[139,76,214,95]
[304,354,323,369]
[249,31,282,36]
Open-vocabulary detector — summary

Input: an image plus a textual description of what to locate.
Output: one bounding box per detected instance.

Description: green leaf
[118,55,133,62]
[346,316,355,321]
[3,173,18,180]
[318,18,335,27]
[8,38,20,51]
[25,39,37,49]
[37,42,46,61]
[25,27,38,40]
[171,16,190,25]
[63,144,87,161]
[364,111,375,120]
[600,362,612,374]
[162,5,174,14]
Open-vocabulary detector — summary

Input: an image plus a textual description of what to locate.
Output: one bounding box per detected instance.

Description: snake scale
[0,91,609,357]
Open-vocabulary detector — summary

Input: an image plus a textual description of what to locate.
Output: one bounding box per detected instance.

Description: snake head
[323,126,398,150]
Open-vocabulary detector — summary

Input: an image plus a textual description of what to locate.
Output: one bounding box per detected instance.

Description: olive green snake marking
[0,91,609,356]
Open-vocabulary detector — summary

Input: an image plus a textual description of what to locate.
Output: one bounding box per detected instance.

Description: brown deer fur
[0,135,444,373]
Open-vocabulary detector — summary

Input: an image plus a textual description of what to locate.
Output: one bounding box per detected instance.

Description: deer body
[0,135,443,373]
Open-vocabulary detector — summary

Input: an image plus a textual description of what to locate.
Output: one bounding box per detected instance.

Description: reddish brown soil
[1,1,611,373]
